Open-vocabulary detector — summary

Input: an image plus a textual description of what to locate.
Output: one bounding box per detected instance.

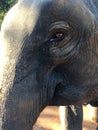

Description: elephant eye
[49,32,64,42]
[49,30,69,43]
[48,21,73,43]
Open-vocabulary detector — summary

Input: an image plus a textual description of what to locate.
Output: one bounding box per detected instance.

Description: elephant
[1,0,98,130]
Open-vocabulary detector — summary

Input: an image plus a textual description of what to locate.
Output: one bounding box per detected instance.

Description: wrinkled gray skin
[0,0,98,130]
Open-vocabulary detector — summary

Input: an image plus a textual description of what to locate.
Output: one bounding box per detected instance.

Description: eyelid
[49,24,70,32]
[49,21,69,30]
[49,28,66,36]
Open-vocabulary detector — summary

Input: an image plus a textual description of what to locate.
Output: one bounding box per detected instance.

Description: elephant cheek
[50,83,90,105]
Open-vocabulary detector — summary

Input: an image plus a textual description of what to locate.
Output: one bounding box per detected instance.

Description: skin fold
[0,0,98,130]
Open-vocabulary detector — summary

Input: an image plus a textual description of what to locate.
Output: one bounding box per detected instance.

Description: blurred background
[0,0,17,27]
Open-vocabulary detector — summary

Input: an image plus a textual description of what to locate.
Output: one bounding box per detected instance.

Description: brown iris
[49,32,64,42]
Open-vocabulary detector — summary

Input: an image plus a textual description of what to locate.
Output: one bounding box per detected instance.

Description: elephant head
[0,0,98,130]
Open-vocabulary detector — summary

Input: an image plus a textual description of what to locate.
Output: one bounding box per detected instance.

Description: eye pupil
[55,33,63,39]
[50,32,64,42]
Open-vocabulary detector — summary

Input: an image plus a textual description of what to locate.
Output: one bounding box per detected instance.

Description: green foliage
[0,12,5,25]
[0,0,16,12]
[0,0,17,26]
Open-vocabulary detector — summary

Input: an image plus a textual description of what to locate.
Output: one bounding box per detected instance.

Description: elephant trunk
[0,67,47,130]
[0,37,46,130]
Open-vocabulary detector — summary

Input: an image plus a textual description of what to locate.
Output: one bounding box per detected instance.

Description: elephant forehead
[2,0,94,36]
[18,0,92,21]
[34,0,94,32]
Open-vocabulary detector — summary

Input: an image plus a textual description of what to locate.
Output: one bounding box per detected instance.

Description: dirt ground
[33,105,98,130]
